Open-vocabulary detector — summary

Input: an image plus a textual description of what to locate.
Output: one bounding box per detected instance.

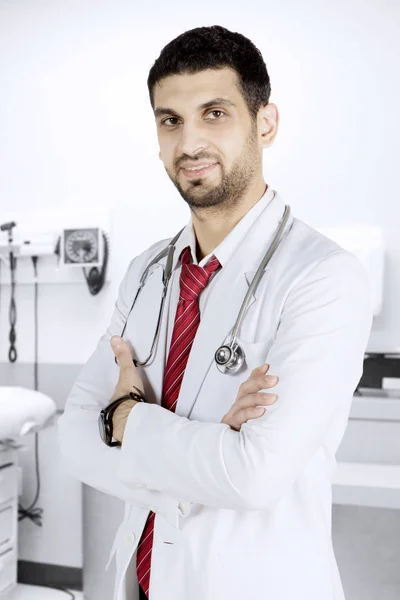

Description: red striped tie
[136,245,221,597]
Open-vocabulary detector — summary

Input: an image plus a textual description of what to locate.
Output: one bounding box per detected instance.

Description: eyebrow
[154,97,237,119]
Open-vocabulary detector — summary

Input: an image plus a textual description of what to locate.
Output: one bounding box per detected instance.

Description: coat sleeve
[57,254,191,527]
[117,250,373,511]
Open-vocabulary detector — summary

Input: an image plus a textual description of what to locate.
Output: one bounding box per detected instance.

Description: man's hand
[110,336,146,443]
[221,363,278,431]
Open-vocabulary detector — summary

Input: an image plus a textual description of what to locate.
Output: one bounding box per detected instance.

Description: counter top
[350,395,400,421]
[333,462,400,509]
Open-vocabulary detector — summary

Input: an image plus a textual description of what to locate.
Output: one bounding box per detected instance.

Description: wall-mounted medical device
[61,227,103,267]
[0,220,110,362]
[0,221,109,294]
[0,221,59,259]
[317,225,384,317]
[58,227,109,295]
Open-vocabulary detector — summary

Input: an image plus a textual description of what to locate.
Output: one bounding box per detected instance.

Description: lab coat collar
[170,184,276,271]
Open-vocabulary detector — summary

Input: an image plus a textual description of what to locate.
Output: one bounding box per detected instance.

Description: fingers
[238,364,279,398]
[222,389,278,431]
[224,402,271,432]
[255,364,270,376]
[236,390,277,410]
[111,336,134,370]
[240,405,268,424]
[233,393,278,430]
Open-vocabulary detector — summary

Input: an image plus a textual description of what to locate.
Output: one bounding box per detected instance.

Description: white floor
[6,584,83,599]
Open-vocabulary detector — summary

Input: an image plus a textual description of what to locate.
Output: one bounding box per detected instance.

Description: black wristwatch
[98,386,147,447]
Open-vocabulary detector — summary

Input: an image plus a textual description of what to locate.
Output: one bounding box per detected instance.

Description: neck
[193,180,268,262]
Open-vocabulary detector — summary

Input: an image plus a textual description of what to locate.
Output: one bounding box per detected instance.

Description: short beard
[168,121,259,213]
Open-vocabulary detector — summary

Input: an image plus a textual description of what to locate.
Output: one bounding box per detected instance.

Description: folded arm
[57,254,190,527]
[118,251,373,511]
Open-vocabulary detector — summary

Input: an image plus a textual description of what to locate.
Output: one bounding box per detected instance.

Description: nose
[176,124,209,164]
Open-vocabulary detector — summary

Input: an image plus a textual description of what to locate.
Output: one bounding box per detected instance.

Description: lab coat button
[126,533,136,543]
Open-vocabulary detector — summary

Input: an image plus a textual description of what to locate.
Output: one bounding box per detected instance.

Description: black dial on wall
[63,228,100,265]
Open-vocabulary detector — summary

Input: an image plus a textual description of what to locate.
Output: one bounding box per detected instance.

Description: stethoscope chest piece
[214,342,245,375]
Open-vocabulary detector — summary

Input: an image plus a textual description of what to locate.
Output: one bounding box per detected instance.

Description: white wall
[0,0,399,568]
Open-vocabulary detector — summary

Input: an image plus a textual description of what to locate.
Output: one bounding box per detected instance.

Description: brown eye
[162,117,179,126]
[209,110,225,119]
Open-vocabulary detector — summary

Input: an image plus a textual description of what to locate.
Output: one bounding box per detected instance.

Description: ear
[259,103,279,149]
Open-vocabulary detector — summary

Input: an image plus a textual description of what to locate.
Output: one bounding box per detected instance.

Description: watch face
[98,413,106,443]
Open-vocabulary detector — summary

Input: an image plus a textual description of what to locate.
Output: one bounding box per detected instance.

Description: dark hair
[147,25,271,122]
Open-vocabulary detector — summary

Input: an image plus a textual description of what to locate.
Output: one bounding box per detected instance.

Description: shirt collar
[171,184,276,270]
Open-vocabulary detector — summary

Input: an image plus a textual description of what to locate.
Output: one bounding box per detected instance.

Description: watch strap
[107,387,147,412]
[99,388,147,447]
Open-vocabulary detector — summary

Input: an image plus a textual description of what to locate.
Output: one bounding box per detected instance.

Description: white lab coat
[57,192,373,600]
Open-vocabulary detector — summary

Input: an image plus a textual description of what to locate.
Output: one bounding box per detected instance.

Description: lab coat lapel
[174,193,289,418]
[173,267,257,418]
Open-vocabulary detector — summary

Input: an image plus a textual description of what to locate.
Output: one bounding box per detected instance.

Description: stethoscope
[117,195,291,375]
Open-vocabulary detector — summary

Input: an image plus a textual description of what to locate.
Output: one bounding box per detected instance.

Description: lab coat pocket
[234,336,275,374]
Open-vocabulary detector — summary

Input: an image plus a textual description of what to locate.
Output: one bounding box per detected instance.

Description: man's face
[153,68,263,210]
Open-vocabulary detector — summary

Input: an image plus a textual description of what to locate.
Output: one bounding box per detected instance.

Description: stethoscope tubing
[116,196,292,373]
[230,201,291,345]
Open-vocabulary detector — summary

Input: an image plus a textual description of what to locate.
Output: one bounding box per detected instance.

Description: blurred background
[0,0,399,599]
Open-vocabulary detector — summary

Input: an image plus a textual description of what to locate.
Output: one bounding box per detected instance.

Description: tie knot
[178,246,221,302]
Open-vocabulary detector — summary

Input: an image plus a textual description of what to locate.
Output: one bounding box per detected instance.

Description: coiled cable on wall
[8,250,17,362]
[82,230,109,295]
[18,257,43,526]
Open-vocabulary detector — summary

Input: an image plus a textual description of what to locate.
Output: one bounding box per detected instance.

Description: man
[58,25,372,600]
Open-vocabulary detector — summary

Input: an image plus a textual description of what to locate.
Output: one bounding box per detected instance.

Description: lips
[181,163,218,178]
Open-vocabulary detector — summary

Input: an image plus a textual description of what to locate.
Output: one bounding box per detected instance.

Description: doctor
[58,24,373,600]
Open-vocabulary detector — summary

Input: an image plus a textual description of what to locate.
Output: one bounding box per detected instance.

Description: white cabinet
[0,447,18,598]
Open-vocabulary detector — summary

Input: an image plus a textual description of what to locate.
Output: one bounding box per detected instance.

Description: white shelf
[333,461,400,509]
[350,396,400,421]
[0,255,110,286]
